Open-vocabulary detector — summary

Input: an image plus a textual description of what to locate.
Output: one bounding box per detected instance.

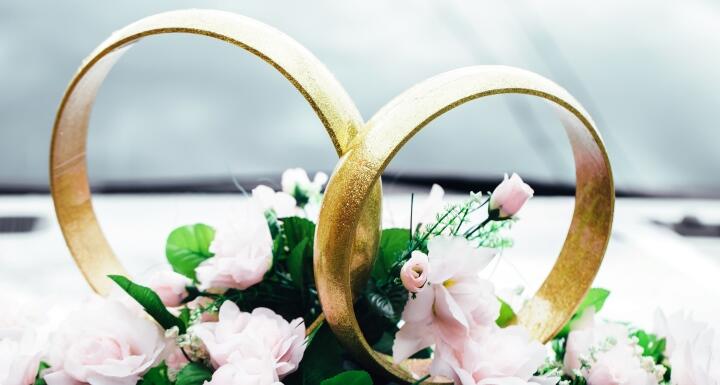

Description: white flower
[191,301,305,380]
[197,202,273,291]
[281,168,328,206]
[392,236,498,363]
[43,298,169,385]
[252,185,300,218]
[205,350,282,385]
[654,310,708,357]
[654,311,720,385]
[0,329,42,385]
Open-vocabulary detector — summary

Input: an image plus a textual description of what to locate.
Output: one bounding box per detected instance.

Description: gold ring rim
[315,65,615,384]
[49,9,382,336]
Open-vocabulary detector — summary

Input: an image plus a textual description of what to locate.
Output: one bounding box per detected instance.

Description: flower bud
[400,251,429,293]
[489,173,534,219]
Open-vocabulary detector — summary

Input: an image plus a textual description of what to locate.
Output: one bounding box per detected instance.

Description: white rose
[280,168,328,206]
[197,202,273,291]
[43,298,168,385]
[192,301,305,380]
[251,185,300,218]
[0,329,41,385]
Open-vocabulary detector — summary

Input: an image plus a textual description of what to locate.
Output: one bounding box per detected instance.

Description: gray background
[1,0,719,194]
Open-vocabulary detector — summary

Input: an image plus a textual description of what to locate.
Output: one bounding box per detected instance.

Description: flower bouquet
[6,8,716,385]
[3,169,717,385]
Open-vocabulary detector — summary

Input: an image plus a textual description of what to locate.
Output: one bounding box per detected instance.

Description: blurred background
[1,1,719,327]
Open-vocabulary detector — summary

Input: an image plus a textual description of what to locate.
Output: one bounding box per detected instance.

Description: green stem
[464,217,492,238]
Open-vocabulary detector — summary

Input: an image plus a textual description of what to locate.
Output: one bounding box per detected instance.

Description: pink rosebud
[489,173,534,219]
[400,252,429,293]
[148,271,192,307]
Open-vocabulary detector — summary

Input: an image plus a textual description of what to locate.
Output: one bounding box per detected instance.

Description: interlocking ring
[314,66,614,384]
[51,10,613,384]
[49,9,382,309]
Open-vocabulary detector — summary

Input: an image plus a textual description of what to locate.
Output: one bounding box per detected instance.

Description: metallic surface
[49,9,382,323]
[51,10,613,383]
[315,66,614,383]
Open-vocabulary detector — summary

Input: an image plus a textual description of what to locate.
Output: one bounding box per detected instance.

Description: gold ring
[50,9,382,307]
[314,66,614,384]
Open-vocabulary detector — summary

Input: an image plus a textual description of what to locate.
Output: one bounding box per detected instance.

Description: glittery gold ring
[49,10,382,311]
[314,66,614,384]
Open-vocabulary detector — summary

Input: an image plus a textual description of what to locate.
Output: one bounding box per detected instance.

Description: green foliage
[632,329,667,364]
[139,363,171,385]
[496,298,516,327]
[165,224,215,281]
[174,363,213,385]
[33,361,50,385]
[470,220,515,249]
[320,370,373,385]
[278,217,315,290]
[284,322,346,385]
[372,228,411,281]
[224,216,319,323]
[288,238,310,289]
[108,275,185,333]
[557,288,610,338]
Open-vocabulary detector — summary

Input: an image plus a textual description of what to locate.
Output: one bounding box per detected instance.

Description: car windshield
[1,1,719,197]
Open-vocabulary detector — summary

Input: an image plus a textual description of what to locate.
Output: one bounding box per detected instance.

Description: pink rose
[564,309,632,374]
[431,326,546,385]
[148,271,191,307]
[0,329,41,385]
[565,309,663,385]
[192,301,305,380]
[196,203,273,291]
[400,252,429,293]
[205,350,282,385]
[489,173,534,219]
[585,344,659,385]
[43,298,168,385]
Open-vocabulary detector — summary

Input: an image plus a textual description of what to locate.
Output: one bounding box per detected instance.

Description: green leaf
[301,322,345,385]
[281,217,316,249]
[108,275,185,333]
[288,238,310,289]
[175,363,213,385]
[139,363,171,385]
[320,370,373,385]
[577,288,610,315]
[33,361,50,385]
[496,298,516,327]
[372,228,411,280]
[556,288,610,338]
[632,329,667,364]
[166,224,215,281]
